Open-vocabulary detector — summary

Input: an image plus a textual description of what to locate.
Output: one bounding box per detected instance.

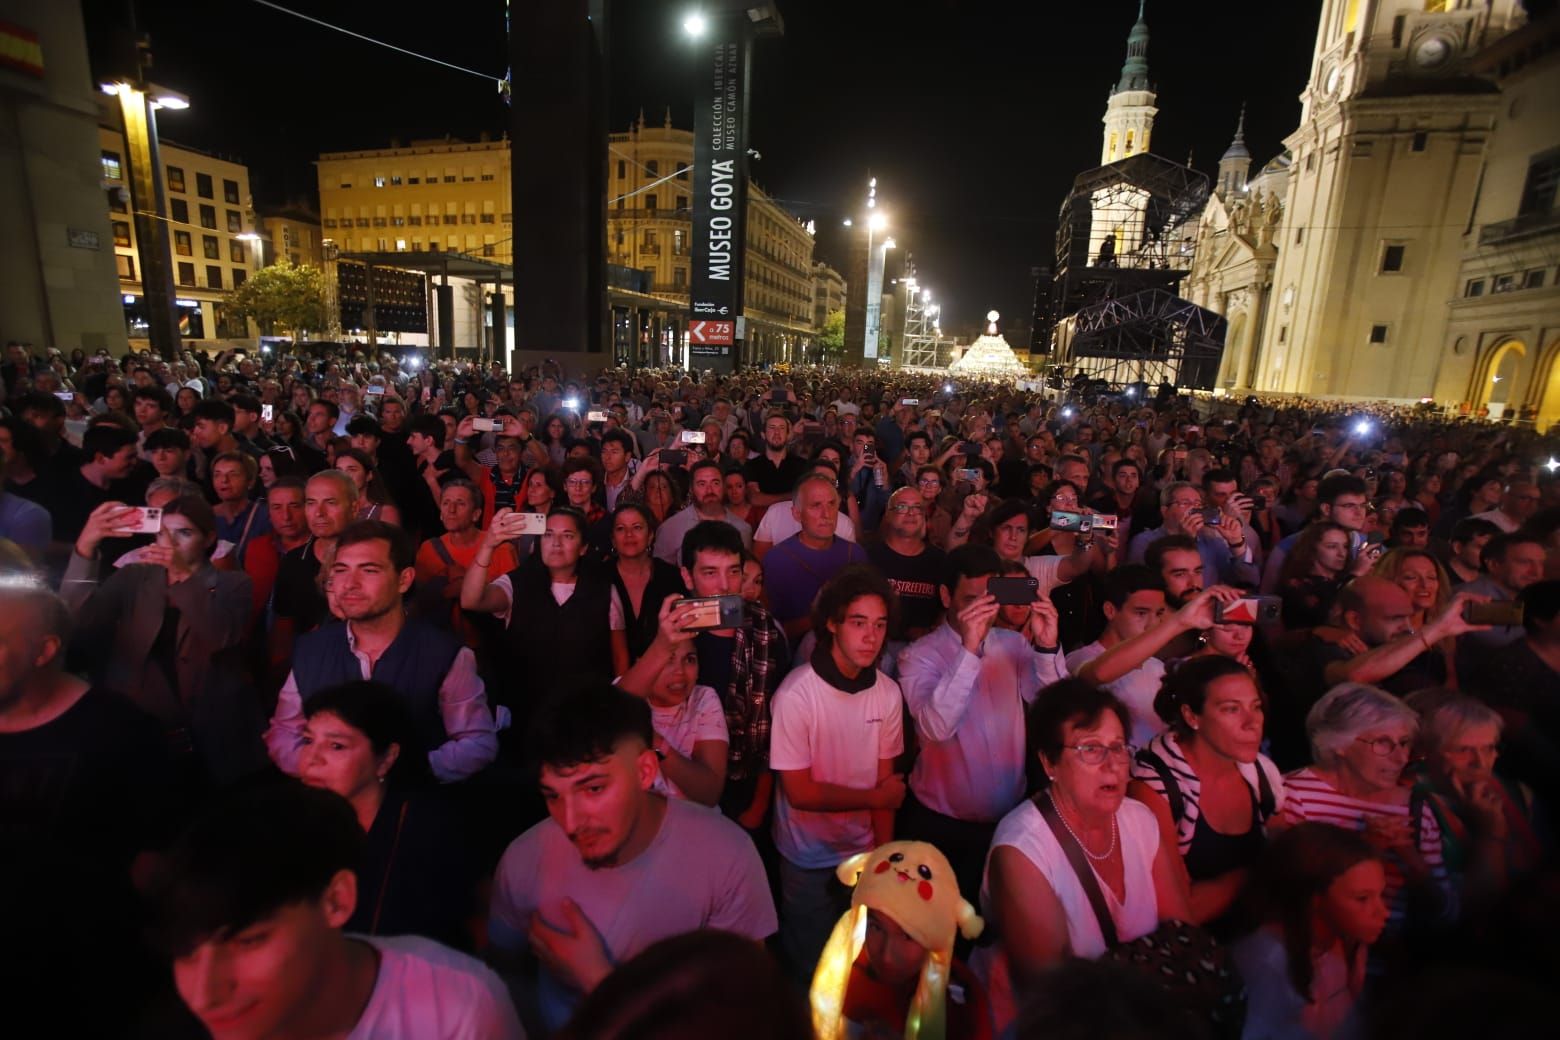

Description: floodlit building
[812,262,846,333]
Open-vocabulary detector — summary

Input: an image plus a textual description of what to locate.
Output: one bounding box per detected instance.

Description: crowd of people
[2,337,1558,1039]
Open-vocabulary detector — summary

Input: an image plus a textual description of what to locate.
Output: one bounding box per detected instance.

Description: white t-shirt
[753,499,856,545]
[974,797,1162,1032]
[1022,553,1066,599]
[491,574,625,631]
[1065,640,1167,747]
[768,662,905,869]
[650,684,730,800]
[348,934,524,1039]
[489,797,777,1033]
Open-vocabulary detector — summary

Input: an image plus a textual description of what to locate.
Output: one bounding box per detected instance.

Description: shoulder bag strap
[1035,792,1119,947]
[1254,759,1276,821]
[368,801,411,935]
[1134,748,1183,823]
[430,537,456,568]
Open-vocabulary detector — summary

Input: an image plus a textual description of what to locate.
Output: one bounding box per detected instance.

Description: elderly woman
[1275,683,1455,955]
[976,679,1189,1034]
[1405,690,1544,906]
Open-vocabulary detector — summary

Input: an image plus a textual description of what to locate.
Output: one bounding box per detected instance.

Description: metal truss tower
[899,259,943,370]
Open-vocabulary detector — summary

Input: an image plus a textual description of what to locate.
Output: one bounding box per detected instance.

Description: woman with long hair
[640,469,682,526]
[333,446,402,526]
[1232,823,1388,1039]
[539,413,571,467]
[1278,522,1352,629]
[607,502,687,662]
[1025,480,1108,650]
[1370,548,1455,688]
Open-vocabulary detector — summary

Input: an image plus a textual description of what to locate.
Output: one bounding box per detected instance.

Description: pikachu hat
[810,841,985,1040]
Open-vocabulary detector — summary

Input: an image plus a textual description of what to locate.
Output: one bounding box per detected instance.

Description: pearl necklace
[1049,791,1117,862]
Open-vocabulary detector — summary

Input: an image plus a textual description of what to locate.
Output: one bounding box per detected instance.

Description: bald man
[1472,480,1540,534]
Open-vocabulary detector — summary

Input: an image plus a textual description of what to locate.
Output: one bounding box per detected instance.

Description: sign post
[688,20,751,373]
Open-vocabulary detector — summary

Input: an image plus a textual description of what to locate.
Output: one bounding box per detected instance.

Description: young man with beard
[769,565,906,978]
[488,685,775,1034]
[651,458,753,565]
[744,412,810,508]
[265,520,498,783]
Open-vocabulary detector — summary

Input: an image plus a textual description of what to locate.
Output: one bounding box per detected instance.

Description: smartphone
[1050,510,1092,533]
[1249,496,1266,512]
[862,447,877,464]
[680,430,707,444]
[1089,513,1119,531]
[1214,595,1282,625]
[988,575,1040,606]
[471,417,500,432]
[1202,508,1223,527]
[55,391,74,402]
[365,385,386,396]
[770,389,788,403]
[900,398,919,407]
[960,441,983,456]
[955,467,982,483]
[262,404,274,422]
[130,506,164,535]
[660,449,688,467]
[1463,600,1524,627]
[587,410,608,424]
[680,594,746,630]
[502,512,547,536]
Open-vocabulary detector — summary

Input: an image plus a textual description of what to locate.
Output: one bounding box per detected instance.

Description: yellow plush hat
[810,841,985,1040]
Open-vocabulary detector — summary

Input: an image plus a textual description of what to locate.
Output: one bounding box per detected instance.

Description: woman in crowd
[173,384,201,422]
[978,680,1189,1033]
[1027,480,1108,650]
[101,384,130,417]
[258,444,306,490]
[539,413,571,467]
[1411,472,1443,528]
[1232,823,1388,1040]
[274,408,303,446]
[1275,684,1455,955]
[333,446,402,526]
[298,680,476,949]
[1278,521,1352,629]
[1405,690,1544,908]
[640,468,682,527]
[607,502,686,663]
[510,465,561,561]
[1371,548,1455,687]
[1130,656,1285,932]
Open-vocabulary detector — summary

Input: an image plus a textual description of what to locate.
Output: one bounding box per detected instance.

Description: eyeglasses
[1355,735,1414,757]
[887,503,921,513]
[1063,742,1136,765]
[564,478,594,488]
[918,478,942,486]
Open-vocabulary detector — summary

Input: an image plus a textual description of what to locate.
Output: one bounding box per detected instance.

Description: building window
[675,195,689,212]
[340,178,352,189]
[1381,244,1405,272]
[408,176,420,185]
[391,174,402,185]
[116,254,135,279]
[616,160,626,179]
[443,214,457,225]
[645,160,659,177]
[1524,268,1546,289]
[206,265,223,289]
[674,267,687,289]
[1493,273,1517,293]
[1518,148,1560,216]
[174,230,193,256]
[1294,227,1304,245]
[223,179,239,203]
[232,268,246,288]
[462,168,475,182]
[196,172,213,199]
[1466,278,1486,297]
[102,151,122,180]
[480,213,495,223]
[111,221,131,247]
[199,204,217,229]
[230,240,246,263]
[374,175,386,188]
[107,187,128,214]
[444,173,456,183]
[227,210,242,233]
[1411,131,1428,152]
[1278,325,1288,343]
[177,261,196,286]
[674,229,685,254]
[203,235,220,259]
[675,162,689,181]
[645,195,657,212]
[167,166,186,193]
[1369,324,1389,344]
[480,166,495,181]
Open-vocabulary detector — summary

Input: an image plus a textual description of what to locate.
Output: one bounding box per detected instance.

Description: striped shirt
[1277,768,1454,932]
[1131,732,1285,856]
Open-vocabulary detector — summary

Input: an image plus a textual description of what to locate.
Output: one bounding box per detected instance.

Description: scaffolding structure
[899,265,939,369]
[1040,152,1223,388]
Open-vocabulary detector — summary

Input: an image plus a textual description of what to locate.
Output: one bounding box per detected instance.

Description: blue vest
[293,619,462,754]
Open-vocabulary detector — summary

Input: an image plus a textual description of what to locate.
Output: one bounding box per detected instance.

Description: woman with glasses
[1405,690,1543,907]
[1027,480,1109,651]
[976,680,1189,1034]
[1130,656,1284,933]
[914,465,956,549]
[1275,683,1454,955]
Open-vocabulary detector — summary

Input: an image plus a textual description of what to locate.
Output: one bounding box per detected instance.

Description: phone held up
[1213,595,1282,625]
[987,576,1039,606]
[1050,510,1093,533]
[680,595,746,630]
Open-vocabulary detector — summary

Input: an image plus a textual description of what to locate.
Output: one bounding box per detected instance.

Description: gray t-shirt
[489,796,777,1032]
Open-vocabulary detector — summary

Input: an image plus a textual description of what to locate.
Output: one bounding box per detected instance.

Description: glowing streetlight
[842,218,853,227]
[683,11,707,37]
[868,211,887,232]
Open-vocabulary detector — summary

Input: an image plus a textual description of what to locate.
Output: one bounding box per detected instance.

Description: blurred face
[1317,860,1390,947]
[525,470,554,507]
[1393,555,1440,613]
[764,417,789,451]
[600,440,627,475]
[538,738,657,869]
[155,511,212,569]
[304,477,354,538]
[691,467,724,514]
[267,488,305,542]
[1205,480,1237,510]
[134,396,165,428]
[150,443,188,478]
[1394,524,1429,549]
[993,513,1029,563]
[862,909,927,989]
[612,509,651,560]
[328,537,411,622]
[1106,588,1167,640]
[1337,720,1415,793]
[1114,465,1140,496]
[827,593,889,672]
[740,558,764,603]
[1353,584,1415,644]
[172,898,349,1040]
[99,443,138,480]
[1490,542,1546,592]
[883,490,926,541]
[1437,720,1501,790]
[1326,493,1369,532]
[334,455,368,493]
[682,547,743,598]
[192,418,226,450]
[1204,621,1253,661]
[1045,710,1131,819]
[1452,532,1491,570]
[1188,672,1263,762]
[793,479,840,541]
[439,486,479,533]
[298,710,391,804]
[541,513,585,573]
[211,460,250,503]
[305,403,332,436]
[1315,530,1351,575]
[563,470,595,509]
[651,643,699,705]
[1058,461,1089,490]
[908,438,930,465]
[379,400,404,430]
[1162,489,1204,532]
[1503,483,1540,521]
[723,472,747,508]
[1159,548,1204,603]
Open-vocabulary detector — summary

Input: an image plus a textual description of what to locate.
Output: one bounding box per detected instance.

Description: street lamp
[682,11,707,37]
[235,231,265,271]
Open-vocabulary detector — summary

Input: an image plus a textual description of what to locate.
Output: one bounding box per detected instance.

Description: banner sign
[689,32,747,361]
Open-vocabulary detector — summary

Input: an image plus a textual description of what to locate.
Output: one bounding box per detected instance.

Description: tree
[227,260,328,337]
[814,308,846,363]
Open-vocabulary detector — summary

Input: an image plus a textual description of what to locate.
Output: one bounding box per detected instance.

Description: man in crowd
[227,392,272,456]
[271,470,358,668]
[51,424,141,545]
[488,685,775,1033]
[1066,565,1173,746]
[1472,479,1540,533]
[132,385,175,449]
[652,458,753,565]
[1261,473,1370,592]
[867,486,946,649]
[599,428,636,511]
[896,545,1065,898]
[0,448,49,558]
[1443,517,1500,584]
[1471,580,1560,806]
[768,565,904,979]
[753,460,857,559]
[144,427,192,481]
[1088,457,1145,547]
[294,398,340,473]
[242,476,309,621]
[744,412,810,509]
[1456,532,1548,651]
[762,472,870,640]
[1127,480,1259,588]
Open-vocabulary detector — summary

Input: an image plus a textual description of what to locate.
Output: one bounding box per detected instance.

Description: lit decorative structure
[949,311,1029,377]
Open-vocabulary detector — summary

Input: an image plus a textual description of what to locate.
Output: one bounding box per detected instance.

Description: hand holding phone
[988,576,1040,605]
[678,595,745,630]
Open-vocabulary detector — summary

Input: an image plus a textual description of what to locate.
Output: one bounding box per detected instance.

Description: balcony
[1479,209,1560,246]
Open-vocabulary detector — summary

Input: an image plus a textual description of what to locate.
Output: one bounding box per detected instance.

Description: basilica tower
[1101,2,1157,165]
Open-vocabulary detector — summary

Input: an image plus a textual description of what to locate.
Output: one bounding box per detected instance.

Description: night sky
[85,0,1321,338]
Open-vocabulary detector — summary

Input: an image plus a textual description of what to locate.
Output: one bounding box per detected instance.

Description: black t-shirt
[743,451,810,496]
[273,539,327,632]
[695,631,736,698]
[45,469,135,544]
[867,541,946,640]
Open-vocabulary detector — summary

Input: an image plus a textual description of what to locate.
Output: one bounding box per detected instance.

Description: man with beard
[743,412,810,508]
[488,685,775,1033]
[265,519,498,782]
[651,458,753,565]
